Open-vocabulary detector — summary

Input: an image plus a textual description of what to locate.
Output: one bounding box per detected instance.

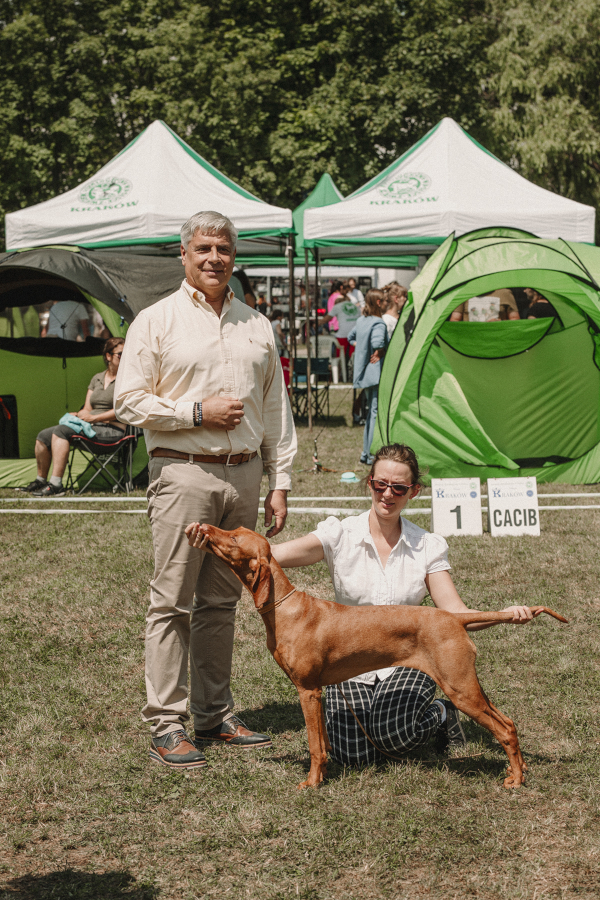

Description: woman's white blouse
[311,511,451,684]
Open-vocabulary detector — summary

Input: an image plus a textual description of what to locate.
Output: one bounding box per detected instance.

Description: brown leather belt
[150,447,258,466]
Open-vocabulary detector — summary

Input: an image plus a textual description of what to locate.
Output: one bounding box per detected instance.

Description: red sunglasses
[369,477,415,497]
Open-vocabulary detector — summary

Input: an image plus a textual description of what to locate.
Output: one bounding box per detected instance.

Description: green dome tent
[375,228,600,484]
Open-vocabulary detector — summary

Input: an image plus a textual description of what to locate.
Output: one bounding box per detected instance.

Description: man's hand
[264,489,288,538]
[201,396,245,431]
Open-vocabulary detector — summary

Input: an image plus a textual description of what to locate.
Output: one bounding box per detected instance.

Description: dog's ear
[249,556,273,608]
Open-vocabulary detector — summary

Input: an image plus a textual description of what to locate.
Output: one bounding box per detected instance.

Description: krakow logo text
[72,178,136,211]
[372,171,437,206]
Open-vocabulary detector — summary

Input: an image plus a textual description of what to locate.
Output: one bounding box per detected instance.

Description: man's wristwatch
[193,401,202,427]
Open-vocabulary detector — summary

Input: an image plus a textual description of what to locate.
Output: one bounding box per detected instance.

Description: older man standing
[115,211,297,769]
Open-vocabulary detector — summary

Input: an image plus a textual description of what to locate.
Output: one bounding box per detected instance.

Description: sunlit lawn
[1,391,599,899]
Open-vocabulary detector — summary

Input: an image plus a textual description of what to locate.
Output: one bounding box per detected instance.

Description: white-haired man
[115,211,297,769]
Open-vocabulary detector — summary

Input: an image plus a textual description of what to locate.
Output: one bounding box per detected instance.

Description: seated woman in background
[271,443,538,767]
[16,337,126,498]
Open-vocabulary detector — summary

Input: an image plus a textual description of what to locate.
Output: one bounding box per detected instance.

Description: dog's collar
[257,587,297,616]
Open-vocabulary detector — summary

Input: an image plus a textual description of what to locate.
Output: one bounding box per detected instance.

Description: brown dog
[189,523,568,790]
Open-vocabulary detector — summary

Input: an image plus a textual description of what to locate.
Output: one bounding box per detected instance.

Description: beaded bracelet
[193,401,203,427]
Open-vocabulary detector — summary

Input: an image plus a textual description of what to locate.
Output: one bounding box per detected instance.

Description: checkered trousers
[325,667,442,766]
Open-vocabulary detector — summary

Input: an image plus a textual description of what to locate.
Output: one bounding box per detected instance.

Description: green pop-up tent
[375,228,600,483]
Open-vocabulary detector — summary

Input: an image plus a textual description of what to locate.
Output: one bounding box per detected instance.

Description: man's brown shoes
[149,729,208,769]
[194,714,272,749]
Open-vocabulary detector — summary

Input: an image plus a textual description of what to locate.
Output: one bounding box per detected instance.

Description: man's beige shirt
[114,280,297,490]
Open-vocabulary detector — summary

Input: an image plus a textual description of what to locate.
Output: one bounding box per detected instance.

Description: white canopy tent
[6,120,293,256]
[304,118,596,257]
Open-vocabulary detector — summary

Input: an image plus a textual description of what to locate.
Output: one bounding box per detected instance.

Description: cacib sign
[486,478,540,537]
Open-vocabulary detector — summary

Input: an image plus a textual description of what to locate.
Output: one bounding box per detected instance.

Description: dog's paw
[503,766,525,789]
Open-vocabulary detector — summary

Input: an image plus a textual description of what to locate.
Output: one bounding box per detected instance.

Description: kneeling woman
[271,444,534,765]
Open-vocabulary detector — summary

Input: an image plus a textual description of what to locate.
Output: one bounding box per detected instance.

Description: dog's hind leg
[438,673,525,788]
[296,687,328,789]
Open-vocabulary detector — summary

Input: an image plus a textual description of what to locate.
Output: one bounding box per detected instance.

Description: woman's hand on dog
[502,605,539,624]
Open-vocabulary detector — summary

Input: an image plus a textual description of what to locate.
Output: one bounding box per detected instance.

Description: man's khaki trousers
[144,454,263,737]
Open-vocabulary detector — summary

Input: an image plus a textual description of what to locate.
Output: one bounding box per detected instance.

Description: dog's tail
[453,606,568,628]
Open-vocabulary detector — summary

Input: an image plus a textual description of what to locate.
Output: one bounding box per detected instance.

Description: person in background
[450,289,520,322]
[326,281,353,333]
[348,289,388,465]
[257,294,268,316]
[327,280,343,321]
[44,298,90,340]
[16,337,125,497]
[229,268,257,308]
[92,307,111,339]
[348,277,365,308]
[381,283,408,338]
[318,292,360,360]
[270,308,287,356]
[524,288,558,319]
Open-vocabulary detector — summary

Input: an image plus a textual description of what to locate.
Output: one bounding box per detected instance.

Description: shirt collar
[181,279,234,315]
[358,509,409,552]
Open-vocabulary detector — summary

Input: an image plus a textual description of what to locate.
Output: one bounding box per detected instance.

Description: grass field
[1,391,599,899]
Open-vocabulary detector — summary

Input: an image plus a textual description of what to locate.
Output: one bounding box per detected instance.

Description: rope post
[304,248,313,433]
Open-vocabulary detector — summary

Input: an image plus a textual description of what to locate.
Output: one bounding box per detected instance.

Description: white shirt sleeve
[311,516,344,576]
[424,532,451,574]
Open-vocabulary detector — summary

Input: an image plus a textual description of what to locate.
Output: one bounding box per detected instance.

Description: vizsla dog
[190,523,568,790]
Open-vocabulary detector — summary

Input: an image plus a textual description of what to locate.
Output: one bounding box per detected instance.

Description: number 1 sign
[431,478,483,537]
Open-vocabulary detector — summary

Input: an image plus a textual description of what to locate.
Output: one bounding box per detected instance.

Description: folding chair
[315,336,347,383]
[292,358,331,420]
[65,426,139,494]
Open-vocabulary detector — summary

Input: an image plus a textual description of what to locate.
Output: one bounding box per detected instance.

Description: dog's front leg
[297,687,328,789]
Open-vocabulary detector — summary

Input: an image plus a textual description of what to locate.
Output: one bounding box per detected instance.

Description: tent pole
[304,249,313,433]
[287,236,296,413]
[314,248,320,351]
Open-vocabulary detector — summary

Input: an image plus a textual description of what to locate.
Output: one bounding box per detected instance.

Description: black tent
[0,247,183,484]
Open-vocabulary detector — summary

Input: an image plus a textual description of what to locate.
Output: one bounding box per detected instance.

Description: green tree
[486,0,600,233]
[3,0,598,248]
[0,0,496,244]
